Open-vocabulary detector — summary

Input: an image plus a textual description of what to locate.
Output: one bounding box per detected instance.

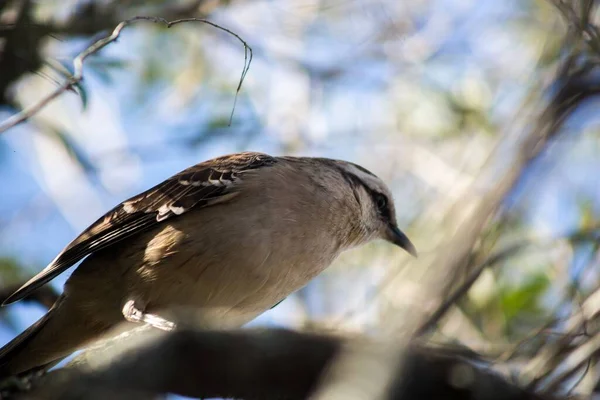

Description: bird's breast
[132,205,343,327]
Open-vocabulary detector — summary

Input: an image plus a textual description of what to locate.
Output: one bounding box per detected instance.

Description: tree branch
[15,328,555,400]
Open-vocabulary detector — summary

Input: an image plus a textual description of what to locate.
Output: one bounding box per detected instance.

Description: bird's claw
[122,300,176,331]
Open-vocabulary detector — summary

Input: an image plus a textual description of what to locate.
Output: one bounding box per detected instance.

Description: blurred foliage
[499,271,552,335]
[0,258,25,287]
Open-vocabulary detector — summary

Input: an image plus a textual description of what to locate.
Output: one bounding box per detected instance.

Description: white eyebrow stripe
[340,163,383,192]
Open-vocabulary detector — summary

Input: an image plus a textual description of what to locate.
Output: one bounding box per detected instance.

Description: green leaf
[86,57,129,84]
[499,272,550,323]
[45,126,96,174]
[73,81,89,111]
[0,257,26,285]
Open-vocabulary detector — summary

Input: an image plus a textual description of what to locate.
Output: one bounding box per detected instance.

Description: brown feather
[2,152,277,305]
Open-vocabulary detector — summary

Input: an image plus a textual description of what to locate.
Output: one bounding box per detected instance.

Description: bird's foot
[122,300,176,331]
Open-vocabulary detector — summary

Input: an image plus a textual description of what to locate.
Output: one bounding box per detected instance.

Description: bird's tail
[0,297,108,378]
[0,306,55,378]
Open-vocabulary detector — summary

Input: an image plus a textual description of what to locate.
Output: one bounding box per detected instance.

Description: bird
[0,151,416,377]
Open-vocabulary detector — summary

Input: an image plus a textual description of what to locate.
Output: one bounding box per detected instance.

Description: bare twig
[522,285,600,389]
[417,242,528,336]
[0,16,252,134]
[543,333,600,393]
[549,0,600,56]
[419,225,600,336]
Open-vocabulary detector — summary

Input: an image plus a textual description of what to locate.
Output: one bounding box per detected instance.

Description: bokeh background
[2,0,600,396]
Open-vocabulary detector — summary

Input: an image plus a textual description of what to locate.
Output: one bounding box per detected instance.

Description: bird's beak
[388,225,418,257]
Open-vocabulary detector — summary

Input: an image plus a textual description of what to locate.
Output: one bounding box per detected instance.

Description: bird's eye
[375,193,387,212]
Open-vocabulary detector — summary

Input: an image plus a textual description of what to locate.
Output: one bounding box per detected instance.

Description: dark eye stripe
[371,191,391,220]
[338,168,391,221]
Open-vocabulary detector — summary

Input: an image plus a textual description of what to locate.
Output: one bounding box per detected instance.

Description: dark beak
[389,225,418,257]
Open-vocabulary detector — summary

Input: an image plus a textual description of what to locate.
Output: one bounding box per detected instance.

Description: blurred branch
[315,1,600,398]
[0,0,40,107]
[50,0,212,36]
[409,1,600,338]
[0,16,252,134]
[522,284,600,390]
[549,0,600,56]
[420,225,600,336]
[417,242,527,336]
[15,328,553,400]
[543,332,600,393]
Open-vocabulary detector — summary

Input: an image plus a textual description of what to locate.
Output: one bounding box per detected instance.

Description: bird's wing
[3,152,277,305]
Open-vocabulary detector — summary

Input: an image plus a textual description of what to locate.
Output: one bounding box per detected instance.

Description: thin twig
[565,358,591,395]
[542,333,600,393]
[0,16,252,134]
[521,284,600,389]
[418,225,600,337]
[416,242,528,336]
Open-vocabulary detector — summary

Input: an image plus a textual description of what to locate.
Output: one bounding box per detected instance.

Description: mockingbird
[0,151,416,376]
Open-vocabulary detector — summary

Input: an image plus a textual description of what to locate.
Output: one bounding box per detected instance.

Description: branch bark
[14,328,555,400]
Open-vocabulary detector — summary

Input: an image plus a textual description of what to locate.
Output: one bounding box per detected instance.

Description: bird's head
[337,161,417,257]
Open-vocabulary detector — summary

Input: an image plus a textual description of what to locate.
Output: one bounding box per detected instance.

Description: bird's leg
[122,300,176,331]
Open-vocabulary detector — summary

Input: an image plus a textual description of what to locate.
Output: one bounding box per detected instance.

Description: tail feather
[0,297,110,378]
[0,309,54,378]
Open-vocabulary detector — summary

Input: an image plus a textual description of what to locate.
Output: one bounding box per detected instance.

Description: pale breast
[131,208,340,326]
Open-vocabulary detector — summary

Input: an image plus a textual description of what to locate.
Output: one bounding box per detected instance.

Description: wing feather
[2,152,277,305]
